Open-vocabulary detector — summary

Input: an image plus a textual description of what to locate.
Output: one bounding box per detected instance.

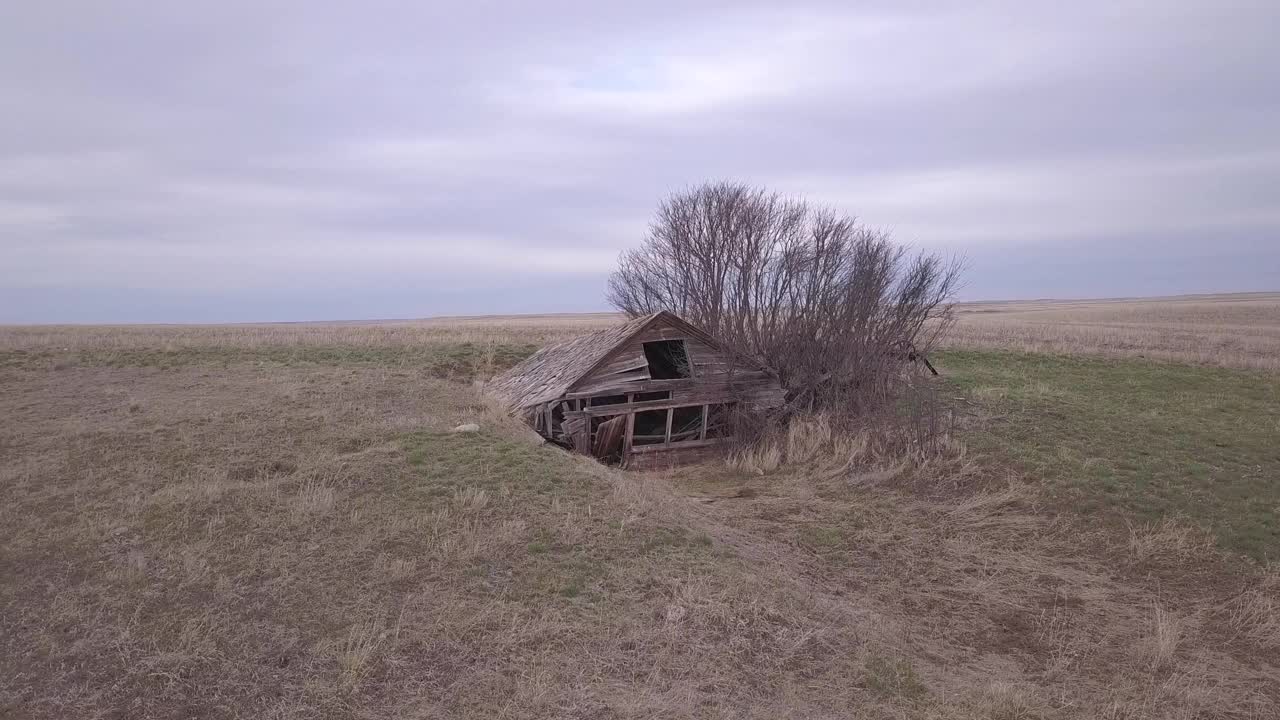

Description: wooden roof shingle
[487,312,661,410]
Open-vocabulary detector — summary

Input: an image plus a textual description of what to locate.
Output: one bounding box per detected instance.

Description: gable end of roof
[487,311,772,410]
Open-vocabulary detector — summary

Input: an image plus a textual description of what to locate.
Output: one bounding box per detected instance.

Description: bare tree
[609,181,962,420]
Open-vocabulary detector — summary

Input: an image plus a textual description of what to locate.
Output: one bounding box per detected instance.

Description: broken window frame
[631,408,668,446]
[641,339,694,380]
[668,405,704,444]
[704,402,739,439]
[626,403,731,452]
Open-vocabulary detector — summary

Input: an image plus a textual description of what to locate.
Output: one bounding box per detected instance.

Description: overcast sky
[2,1,1277,323]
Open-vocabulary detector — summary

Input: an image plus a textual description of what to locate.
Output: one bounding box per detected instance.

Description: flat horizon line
[3,290,1277,328]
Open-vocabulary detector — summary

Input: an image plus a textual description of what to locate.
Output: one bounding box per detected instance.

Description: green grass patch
[398,430,716,607]
[400,430,591,500]
[798,525,844,551]
[863,654,928,701]
[400,430,612,603]
[939,349,1280,560]
[638,527,715,554]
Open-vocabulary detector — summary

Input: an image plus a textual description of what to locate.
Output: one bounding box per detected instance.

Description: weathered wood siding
[494,312,785,468]
[625,443,730,470]
[553,317,784,465]
[566,319,781,407]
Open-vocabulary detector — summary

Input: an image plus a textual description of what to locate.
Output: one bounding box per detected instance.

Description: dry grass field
[0,313,625,375]
[2,294,1278,718]
[6,293,1276,371]
[944,292,1280,370]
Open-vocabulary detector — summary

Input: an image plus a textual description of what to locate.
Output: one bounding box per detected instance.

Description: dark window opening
[705,403,738,439]
[633,391,672,402]
[586,394,628,407]
[642,340,692,379]
[632,409,667,446]
[670,405,704,443]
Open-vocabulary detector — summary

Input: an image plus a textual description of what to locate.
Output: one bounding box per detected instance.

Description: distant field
[0,313,621,369]
[5,293,1277,370]
[943,292,1280,370]
[0,314,625,378]
[2,294,1278,718]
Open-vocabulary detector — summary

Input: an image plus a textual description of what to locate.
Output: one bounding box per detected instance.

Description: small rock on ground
[452,423,481,433]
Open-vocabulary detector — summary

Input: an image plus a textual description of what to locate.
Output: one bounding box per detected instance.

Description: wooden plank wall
[532,316,785,466]
[571,321,776,397]
[625,443,730,470]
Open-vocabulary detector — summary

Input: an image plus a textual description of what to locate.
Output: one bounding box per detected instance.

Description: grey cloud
[1,1,1277,322]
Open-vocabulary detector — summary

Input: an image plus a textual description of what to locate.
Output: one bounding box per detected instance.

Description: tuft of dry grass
[729,442,784,476]
[727,412,971,497]
[451,485,490,513]
[784,413,833,463]
[1127,518,1214,565]
[1225,568,1280,651]
[337,620,385,690]
[292,477,338,517]
[1143,604,1184,672]
[372,554,417,581]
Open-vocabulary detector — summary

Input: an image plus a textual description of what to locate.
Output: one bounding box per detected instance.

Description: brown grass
[942,292,1280,370]
[0,312,625,354]
[1,302,1278,718]
[8,293,1277,371]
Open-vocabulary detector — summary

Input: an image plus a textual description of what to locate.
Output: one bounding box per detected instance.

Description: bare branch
[609,181,964,420]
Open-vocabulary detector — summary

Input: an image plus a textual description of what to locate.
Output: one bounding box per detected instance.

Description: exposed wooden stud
[575,392,778,417]
[569,368,652,394]
[700,404,709,441]
[565,378,774,402]
[664,408,673,445]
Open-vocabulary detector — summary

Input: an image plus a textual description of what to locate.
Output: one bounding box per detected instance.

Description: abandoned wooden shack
[488,311,785,468]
